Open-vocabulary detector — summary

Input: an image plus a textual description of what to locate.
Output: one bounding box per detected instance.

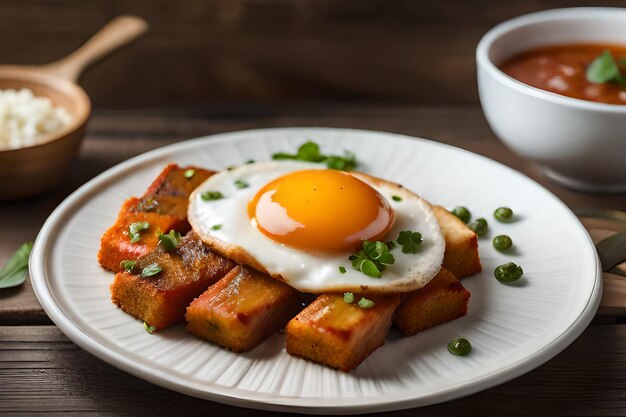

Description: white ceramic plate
[30,128,601,414]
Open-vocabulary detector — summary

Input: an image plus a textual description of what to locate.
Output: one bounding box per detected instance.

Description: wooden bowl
[0,70,90,199]
[0,16,147,200]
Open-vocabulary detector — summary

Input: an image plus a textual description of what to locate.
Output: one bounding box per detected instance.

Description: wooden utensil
[0,15,148,200]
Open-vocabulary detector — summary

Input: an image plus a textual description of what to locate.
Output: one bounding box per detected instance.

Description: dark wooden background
[3,1,626,415]
[2,0,626,107]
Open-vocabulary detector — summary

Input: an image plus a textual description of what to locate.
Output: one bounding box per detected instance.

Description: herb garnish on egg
[272,141,357,171]
[188,161,446,293]
[396,231,423,254]
[349,240,395,278]
[201,191,224,201]
[350,230,424,278]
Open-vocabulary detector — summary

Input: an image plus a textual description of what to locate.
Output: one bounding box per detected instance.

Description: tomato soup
[500,43,626,105]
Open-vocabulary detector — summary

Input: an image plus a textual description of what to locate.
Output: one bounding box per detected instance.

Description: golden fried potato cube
[97,197,188,272]
[110,233,235,330]
[433,205,482,278]
[136,163,214,221]
[185,266,303,353]
[285,293,401,372]
[393,267,470,336]
[99,164,214,273]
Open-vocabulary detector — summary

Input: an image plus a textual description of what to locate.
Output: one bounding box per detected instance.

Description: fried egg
[188,161,444,293]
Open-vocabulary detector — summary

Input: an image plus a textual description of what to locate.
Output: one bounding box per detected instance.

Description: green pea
[451,206,471,223]
[494,262,524,283]
[448,338,472,356]
[493,235,513,251]
[468,218,488,236]
[494,207,514,222]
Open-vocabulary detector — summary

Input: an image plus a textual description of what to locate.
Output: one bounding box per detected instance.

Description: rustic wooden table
[2,104,625,416]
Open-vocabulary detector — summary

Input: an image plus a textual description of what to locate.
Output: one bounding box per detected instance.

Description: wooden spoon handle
[41,15,148,82]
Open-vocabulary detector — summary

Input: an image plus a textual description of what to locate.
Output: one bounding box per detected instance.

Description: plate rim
[29,127,602,414]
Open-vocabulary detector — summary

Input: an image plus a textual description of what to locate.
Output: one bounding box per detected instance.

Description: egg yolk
[248,169,394,252]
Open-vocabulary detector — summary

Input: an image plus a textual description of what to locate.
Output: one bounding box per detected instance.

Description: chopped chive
[143,322,156,334]
[183,169,195,179]
[339,266,346,274]
[201,191,223,201]
[210,224,222,231]
[119,260,136,272]
[392,195,402,202]
[357,298,375,309]
[343,292,355,303]
[129,221,150,244]
[246,159,255,164]
[234,179,249,189]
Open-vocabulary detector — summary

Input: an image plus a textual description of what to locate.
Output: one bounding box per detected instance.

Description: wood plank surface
[1,324,626,416]
[2,0,626,105]
[2,105,626,323]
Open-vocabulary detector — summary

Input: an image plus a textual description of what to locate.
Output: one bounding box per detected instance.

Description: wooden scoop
[0,15,148,200]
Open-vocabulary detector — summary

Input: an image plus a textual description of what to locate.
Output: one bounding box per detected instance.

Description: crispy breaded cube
[285,293,401,372]
[98,165,213,272]
[393,267,470,336]
[185,266,303,352]
[110,233,235,330]
[97,197,187,272]
[433,205,482,278]
[134,164,214,220]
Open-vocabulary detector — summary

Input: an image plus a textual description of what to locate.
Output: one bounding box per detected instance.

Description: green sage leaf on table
[0,242,34,289]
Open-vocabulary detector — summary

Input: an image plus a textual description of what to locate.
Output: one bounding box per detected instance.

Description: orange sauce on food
[500,43,626,105]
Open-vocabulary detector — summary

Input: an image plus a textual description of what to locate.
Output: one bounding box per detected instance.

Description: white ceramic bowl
[477,8,626,193]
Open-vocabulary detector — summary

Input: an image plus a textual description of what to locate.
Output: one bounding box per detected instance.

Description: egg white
[188,161,445,293]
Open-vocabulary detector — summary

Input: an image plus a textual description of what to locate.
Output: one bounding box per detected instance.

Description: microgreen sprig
[120,260,137,272]
[128,221,150,244]
[349,240,395,278]
[396,231,423,254]
[272,141,357,171]
[158,230,182,252]
[143,322,156,334]
[141,263,163,278]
